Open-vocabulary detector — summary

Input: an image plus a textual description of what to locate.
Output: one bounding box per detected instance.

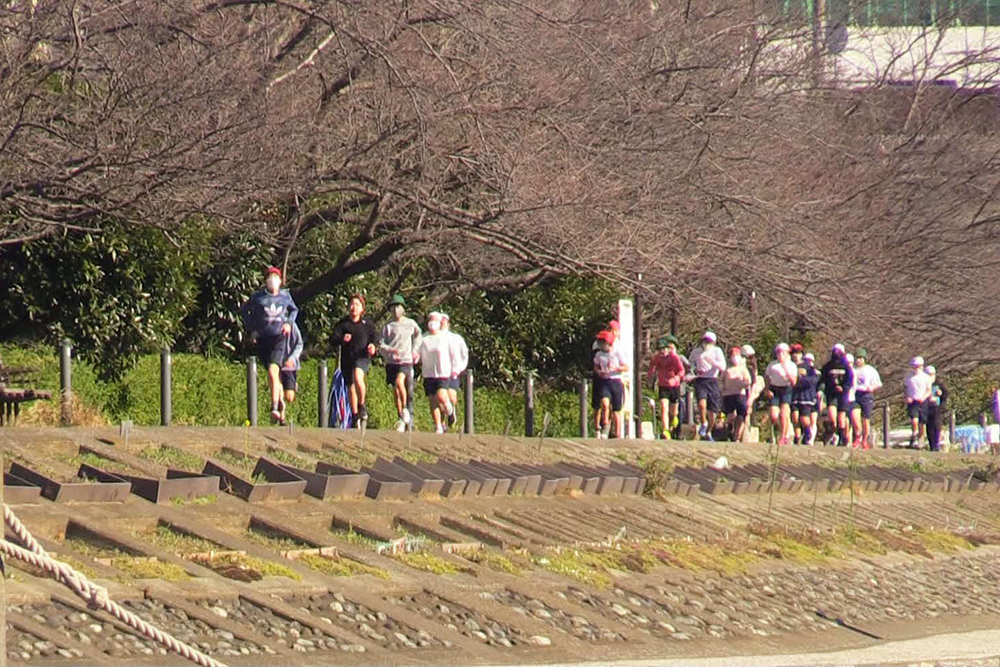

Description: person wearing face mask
[379,294,422,432]
[240,266,299,423]
[720,348,752,442]
[593,330,628,438]
[331,294,377,428]
[793,352,820,446]
[765,342,798,446]
[441,313,469,431]
[418,312,455,434]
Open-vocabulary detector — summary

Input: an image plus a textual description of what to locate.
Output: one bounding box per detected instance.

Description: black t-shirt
[331,317,377,368]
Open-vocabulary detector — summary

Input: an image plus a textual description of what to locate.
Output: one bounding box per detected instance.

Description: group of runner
[644,330,948,450]
[240,266,468,432]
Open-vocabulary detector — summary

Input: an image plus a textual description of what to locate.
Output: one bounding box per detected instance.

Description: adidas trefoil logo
[264,303,284,321]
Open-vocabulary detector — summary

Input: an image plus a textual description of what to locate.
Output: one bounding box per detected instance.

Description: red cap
[264,266,282,278]
[596,330,615,343]
[731,347,742,357]
[790,343,803,353]
[608,320,621,331]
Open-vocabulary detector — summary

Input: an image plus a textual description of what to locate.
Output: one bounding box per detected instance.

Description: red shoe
[852,438,862,449]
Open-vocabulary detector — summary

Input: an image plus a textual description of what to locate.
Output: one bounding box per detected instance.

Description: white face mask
[266,276,281,292]
[427,320,440,333]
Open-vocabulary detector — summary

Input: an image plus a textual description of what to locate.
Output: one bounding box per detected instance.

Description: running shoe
[662,429,671,440]
[401,408,411,425]
[601,421,611,438]
[435,425,445,434]
[358,404,368,423]
[270,403,281,423]
[698,424,708,438]
[395,419,406,433]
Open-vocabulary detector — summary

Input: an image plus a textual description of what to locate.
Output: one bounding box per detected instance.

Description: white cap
[804,353,815,362]
[428,311,443,321]
[741,344,755,356]
[926,365,936,374]
[703,331,717,343]
[440,312,450,322]
[775,342,790,354]
[832,343,846,354]
[911,356,924,367]
[845,353,854,364]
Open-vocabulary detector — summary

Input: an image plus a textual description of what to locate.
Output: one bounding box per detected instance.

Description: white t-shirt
[690,345,726,379]
[854,365,882,393]
[419,333,453,379]
[445,330,469,377]
[904,370,932,402]
[765,360,797,387]
[594,349,627,379]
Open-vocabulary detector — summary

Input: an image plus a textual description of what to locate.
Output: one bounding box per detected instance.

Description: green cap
[388,294,406,307]
[856,347,869,359]
[665,334,679,344]
[656,337,669,349]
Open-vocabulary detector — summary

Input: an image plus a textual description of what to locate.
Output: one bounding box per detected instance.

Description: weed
[111,558,191,581]
[266,447,310,469]
[396,551,465,575]
[245,527,310,551]
[140,524,225,555]
[911,527,974,553]
[298,553,391,579]
[61,451,137,474]
[461,549,525,575]
[195,552,302,580]
[170,494,217,506]
[635,455,674,496]
[137,445,204,472]
[648,539,759,575]
[330,527,381,550]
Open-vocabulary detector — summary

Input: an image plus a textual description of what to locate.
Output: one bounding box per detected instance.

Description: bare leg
[659,399,669,433]
[354,367,367,407]
[394,373,406,416]
[268,364,281,406]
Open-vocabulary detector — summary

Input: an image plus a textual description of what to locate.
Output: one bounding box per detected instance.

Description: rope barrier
[2,504,230,667]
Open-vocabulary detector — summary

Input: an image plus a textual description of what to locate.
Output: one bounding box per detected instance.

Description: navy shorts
[770,385,793,406]
[694,377,722,413]
[279,370,297,392]
[658,386,681,402]
[722,394,747,418]
[342,357,371,379]
[907,400,927,423]
[827,391,852,413]
[256,335,285,369]
[597,378,625,412]
[386,364,414,385]
[592,377,606,409]
[424,377,449,396]
[856,391,875,419]
[447,377,461,390]
[793,400,816,415]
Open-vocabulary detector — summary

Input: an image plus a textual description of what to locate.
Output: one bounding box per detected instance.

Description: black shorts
[793,400,816,415]
[256,335,285,369]
[447,377,461,390]
[826,391,852,413]
[424,377,450,396]
[907,400,927,423]
[597,378,625,412]
[856,391,875,419]
[722,394,747,418]
[769,385,793,406]
[342,357,371,378]
[592,377,606,410]
[386,364,414,385]
[694,377,722,413]
[658,386,681,402]
[279,370,297,392]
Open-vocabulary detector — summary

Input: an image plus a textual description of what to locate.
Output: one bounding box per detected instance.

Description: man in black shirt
[925,366,948,452]
[331,294,377,427]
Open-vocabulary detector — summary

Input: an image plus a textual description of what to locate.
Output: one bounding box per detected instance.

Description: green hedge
[0,344,585,436]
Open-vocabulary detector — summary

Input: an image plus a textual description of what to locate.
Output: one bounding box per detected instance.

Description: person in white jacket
[418,312,455,434]
[441,313,469,430]
[689,331,727,441]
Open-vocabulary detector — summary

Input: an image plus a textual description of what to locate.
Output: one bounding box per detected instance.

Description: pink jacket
[648,351,685,388]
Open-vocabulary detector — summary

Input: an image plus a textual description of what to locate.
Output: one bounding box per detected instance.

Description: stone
[88,624,103,634]
[671,632,694,640]
[218,630,235,641]
[438,604,450,614]
[328,602,344,614]
[210,606,229,619]
[527,635,552,646]
[533,609,552,619]
[658,622,677,633]
[464,619,481,632]
[473,631,488,641]
[611,603,630,617]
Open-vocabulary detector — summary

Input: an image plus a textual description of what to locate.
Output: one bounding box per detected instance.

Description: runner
[844,353,858,445]
[794,352,820,445]
[441,313,469,431]
[240,266,299,423]
[418,312,454,434]
[277,320,304,427]
[741,344,764,429]
[593,330,629,439]
[820,343,853,446]
[926,366,948,452]
[591,320,621,437]
[689,331,726,441]
[379,294,422,432]
[720,347,752,442]
[852,347,882,449]
[765,342,798,446]
[904,356,932,448]
[647,335,685,439]
[330,294,377,429]
[789,344,805,443]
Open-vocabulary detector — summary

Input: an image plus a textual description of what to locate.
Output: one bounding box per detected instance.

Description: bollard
[246,357,258,427]
[525,374,535,437]
[464,369,475,435]
[318,360,329,428]
[59,339,72,427]
[882,404,890,449]
[949,410,956,447]
[980,413,988,430]
[579,379,589,438]
[686,387,695,425]
[160,346,172,427]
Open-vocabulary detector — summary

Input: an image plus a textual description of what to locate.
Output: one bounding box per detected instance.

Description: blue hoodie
[283,322,304,371]
[240,288,298,338]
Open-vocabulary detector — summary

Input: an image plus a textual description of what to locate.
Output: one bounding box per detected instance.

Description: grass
[137,445,204,472]
[297,553,391,579]
[396,450,438,464]
[139,523,226,555]
[911,527,974,553]
[396,551,466,575]
[266,447,311,469]
[60,450,138,474]
[54,552,100,579]
[245,526,311,551]
[111,557,191,581]
[649,539,760,574]
[330,527,382,550]
[195,552,302,580]
[170,494,218,506]
[63,528,144,559]
[460,549,525,575]
[532,545,664,588]
[216,448,257,471]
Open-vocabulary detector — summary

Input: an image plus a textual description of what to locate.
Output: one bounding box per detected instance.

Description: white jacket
[419,333,453,379]
[446,331,469,378]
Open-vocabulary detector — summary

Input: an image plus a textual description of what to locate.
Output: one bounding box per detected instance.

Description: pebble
[328,602,344,614]
[210,606,229,619]
[88,624,103,634]
[528,635,552,646]
[534,609,552,619]
[611,603,631,616]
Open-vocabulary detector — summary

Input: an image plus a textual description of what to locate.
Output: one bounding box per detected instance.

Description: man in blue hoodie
[277,321,304,426]
[240,266,299,423]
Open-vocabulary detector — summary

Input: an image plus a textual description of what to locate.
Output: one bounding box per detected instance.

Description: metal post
[579,379,589,438]
[882,404,890,449]
[246,357,258,427]
[980,413,988,430]
[160,346,172,427]
[464,369,475,435]
[318,360,329,428]
[59,339,72,427]
[949,411,956,447]
[524,374,534,437]
[686,387,695,425]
